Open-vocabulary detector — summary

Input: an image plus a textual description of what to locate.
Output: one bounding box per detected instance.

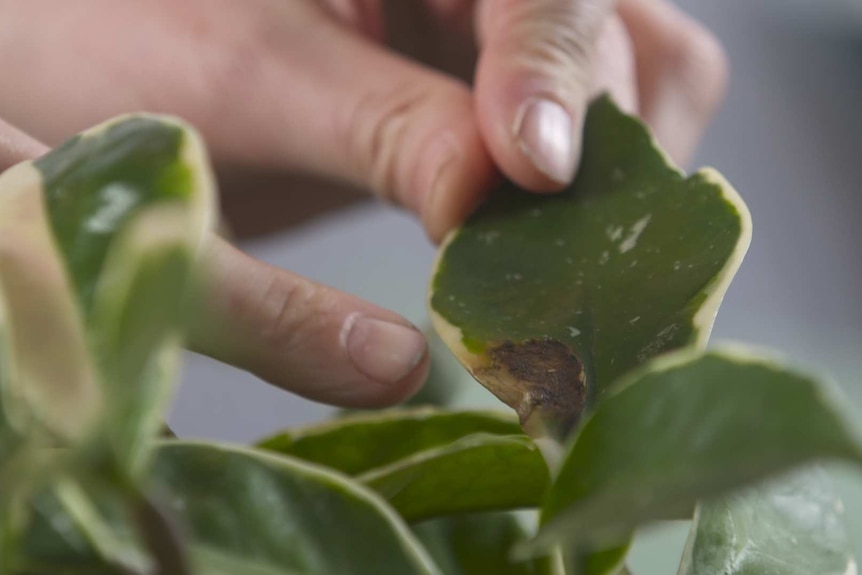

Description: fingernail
[514,98,576,184]
[345,316,426,385]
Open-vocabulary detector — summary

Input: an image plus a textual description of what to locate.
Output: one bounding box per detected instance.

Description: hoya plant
[0,97,859,575]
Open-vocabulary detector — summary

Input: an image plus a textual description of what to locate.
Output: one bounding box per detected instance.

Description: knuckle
[256,272,328,355]
[515,23,592,80]
[342,83,434,202]
[490,1,611,93]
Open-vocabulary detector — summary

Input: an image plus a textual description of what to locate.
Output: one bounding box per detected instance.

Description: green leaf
[20,441,442,575]
[260,410,545,522]
[679,467,858,575]
[258,408,521,475]
[359,433,549,522]
[0,162,104,570]
[35,115,213,317]
[414,512,549,575]
[0,162,102,444]
[85,208,197,474]
[429,96,751,446]
[32,115,215,473]
[20,484,143,574]
[0,114,215,571]
[572,541,632,575]
[150,441,440,575]
[526,349,862,555]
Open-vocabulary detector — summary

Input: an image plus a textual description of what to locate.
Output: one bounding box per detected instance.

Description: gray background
[169,0,862,570]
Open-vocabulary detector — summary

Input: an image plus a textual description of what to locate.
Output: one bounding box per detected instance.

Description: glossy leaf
[86,209,196,474]
[35,115,214,317]
[358,433,549,522]
[20,442,442,575]
[258,408,521,475]
[414,512,549,575]
[429,96,751,445]
[679,467,858,575]
[0,162,101,443]
[527,349,862,554]
[19,483,146,574]
[0,163,104,570]
[34,115,215,473]
[150,442,440,575]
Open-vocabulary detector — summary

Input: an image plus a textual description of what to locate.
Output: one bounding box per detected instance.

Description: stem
[129,490,192,575]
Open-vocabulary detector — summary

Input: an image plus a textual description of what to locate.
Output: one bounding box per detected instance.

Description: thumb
[474,0,616,190]
[187,238,429,408]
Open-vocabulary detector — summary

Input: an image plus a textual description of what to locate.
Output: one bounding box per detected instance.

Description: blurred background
[169,0,862,569]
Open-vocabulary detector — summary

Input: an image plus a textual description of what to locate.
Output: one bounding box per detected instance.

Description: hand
[0,0,726,238]
[0,0,728,409]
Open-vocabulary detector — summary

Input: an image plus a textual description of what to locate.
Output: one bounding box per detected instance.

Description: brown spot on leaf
[474,338,586,437]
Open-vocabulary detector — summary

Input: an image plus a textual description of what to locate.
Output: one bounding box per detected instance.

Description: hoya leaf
[429,96,751,446]
[35,115,214,318]
[20,442,442,575]
[0,163,101,443]
[258,408,521,475]
[86,205,198,474]
[32,115,215,472]
[19,484,144,575]
[413,512,550,575]
[412,512,627,575]
[358,433,549,522]
[150,441,440,575]
[527,349,862,554]
[679,467,858,575]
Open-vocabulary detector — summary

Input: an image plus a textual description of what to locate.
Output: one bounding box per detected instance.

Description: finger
[474,0,616,191]
[204,5,497,242]
[618,0,728,166]
[590,14,639,115]
[321,0,385,40]
[0,1,494,242]
[187,238,429,408]
[0,118,47,170]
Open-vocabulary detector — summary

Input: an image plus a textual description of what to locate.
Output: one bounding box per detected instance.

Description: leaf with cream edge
[678,467,858,575]
[33,115,216,474]
[428,96,752,462]
[260,410,548,521]
[414,512,554,575]
[358,433,549,522]
[258,408,522,475]
[150,442,441,575]
[0,161,104,568]
[0,162,102,446]
[523,349,862,557]
[19,442,444,575]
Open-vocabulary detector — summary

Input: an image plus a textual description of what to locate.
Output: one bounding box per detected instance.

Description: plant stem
[129,490,191,575]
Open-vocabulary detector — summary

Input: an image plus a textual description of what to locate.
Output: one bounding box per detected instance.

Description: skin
[0,0,728,409]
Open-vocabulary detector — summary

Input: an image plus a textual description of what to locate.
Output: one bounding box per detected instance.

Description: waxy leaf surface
[259,408,521,475]
[527,349,862,554]
[430,96,751,441]
[35,115,214,473]
[359,433,549,522]
[414,512,546,575]
[19,442,442,575]
[679,468,858,575]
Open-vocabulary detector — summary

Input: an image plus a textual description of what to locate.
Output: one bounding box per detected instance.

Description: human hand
[0,0,726,240]
[0,0,728,408]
